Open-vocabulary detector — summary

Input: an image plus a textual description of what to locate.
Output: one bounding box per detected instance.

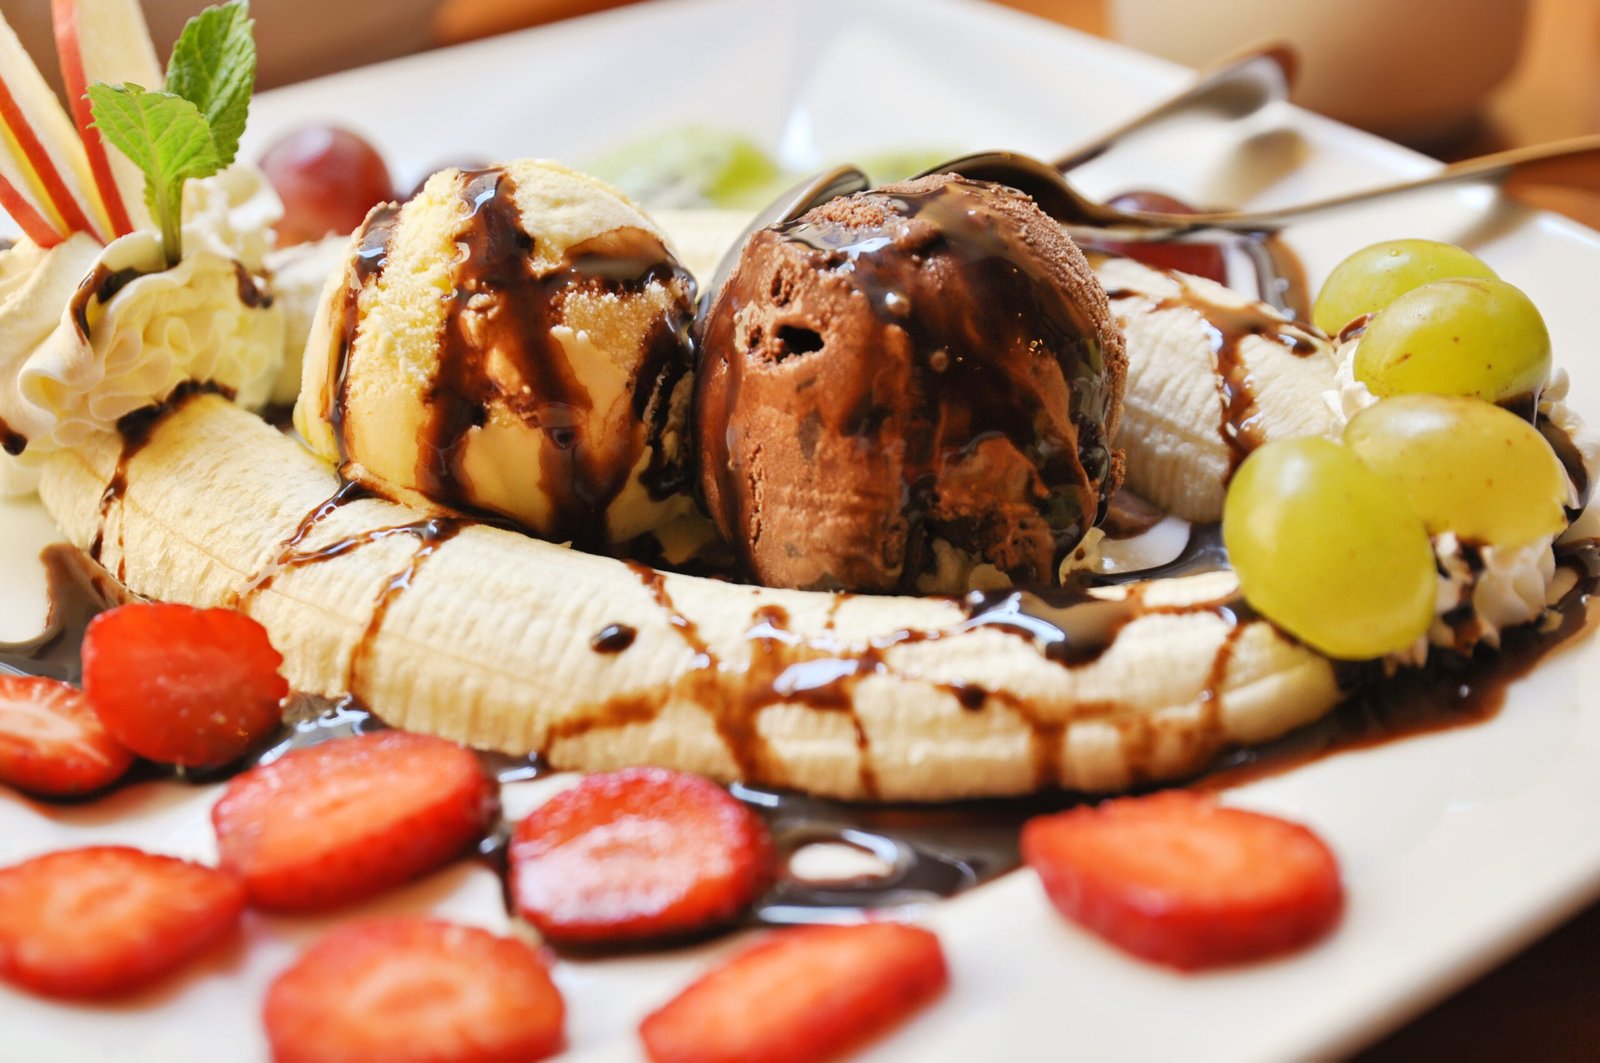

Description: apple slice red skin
[0,83,101,241]
[51,0,145,238]
[0,171,64,247]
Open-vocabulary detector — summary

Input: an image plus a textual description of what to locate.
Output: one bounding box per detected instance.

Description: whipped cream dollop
[1328,333,1600,662]
[0,165,286,493]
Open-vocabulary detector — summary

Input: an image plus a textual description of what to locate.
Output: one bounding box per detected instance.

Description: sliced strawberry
[212,730,495,911]
[1021,790,1343,970]
[509,766,773,946]
[0,845,244,998]
[264,916,564,1063]
[0,674,133,796]
[82,602,289,768]
[640,921,947,1063]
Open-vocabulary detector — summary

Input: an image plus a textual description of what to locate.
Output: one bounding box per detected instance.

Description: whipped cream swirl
[0,165,287,493]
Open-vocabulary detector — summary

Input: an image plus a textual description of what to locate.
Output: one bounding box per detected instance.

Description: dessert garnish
[212,729,496,911]
[638,921,948,1063]
[82,600,289,768]
[0,672,132,795]
[264,916,566,1063]
[1022,791,1343,970]
[1222,236,1594,660]
[258,125,396,246]
[0,0,286,495]
[0,845,244,999]
[85,0,255,267]
[508,765,774,945]
[1309,237,1497,337]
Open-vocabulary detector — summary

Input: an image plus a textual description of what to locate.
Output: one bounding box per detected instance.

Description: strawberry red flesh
[264,916,564,1063]
[0,674,133,796]
[1022,790,1344,970]
[82,602,289,769]
[509,766,773,946]
[212,729,495,911]
[0,845,244,998]
[640,921,948,1063]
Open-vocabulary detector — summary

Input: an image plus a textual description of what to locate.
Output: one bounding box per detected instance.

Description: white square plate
[4,0,1600,1059]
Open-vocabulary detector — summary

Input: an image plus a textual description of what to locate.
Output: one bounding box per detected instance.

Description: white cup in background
[1110,0,1531,145]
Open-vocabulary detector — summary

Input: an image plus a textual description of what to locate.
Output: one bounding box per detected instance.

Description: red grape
[259,126,395,246]
[1095,189,1228,284]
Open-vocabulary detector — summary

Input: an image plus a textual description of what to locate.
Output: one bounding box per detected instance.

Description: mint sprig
[164,0,256,167]
[88,1,256,267]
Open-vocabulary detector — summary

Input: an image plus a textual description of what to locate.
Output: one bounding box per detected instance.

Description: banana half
[40,392,1340,801]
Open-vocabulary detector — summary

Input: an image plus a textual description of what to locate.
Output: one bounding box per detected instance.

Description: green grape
[1223,438,1435,660]
[1344,395,1568,546]
[1353,277,1552,403]
[1312,239,1496,336]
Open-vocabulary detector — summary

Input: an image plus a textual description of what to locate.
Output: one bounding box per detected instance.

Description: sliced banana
[1092,255,1338,523]
[40,395,1341,801]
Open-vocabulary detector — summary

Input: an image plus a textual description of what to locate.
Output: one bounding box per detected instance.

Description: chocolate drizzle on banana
[89,382,228,582]
[531,557,1271,797]
[1102,278,1322,472]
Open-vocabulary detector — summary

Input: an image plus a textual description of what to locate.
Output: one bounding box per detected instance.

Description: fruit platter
[3,0,1600,1060]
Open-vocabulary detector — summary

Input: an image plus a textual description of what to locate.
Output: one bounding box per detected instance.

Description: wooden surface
[427,1,1600,1059]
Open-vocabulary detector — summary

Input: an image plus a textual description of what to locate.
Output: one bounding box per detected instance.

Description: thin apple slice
[51,0,160,236]
[0,10,110,242]
[0,160,64,247]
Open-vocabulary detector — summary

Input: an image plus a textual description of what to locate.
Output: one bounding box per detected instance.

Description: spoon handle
[1102,134,1600,240]
[1052,41,1298,173]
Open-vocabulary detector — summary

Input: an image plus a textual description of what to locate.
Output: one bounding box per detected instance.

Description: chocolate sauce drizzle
[1106,280,1322,471]
[343,517,464,699]
[325,202,402,465]
[0,415,24,456]
[697,176,1114,591]
[69,263,143,341]
[590,623,637,653]
[88,382,226,581]
[0,545,126,683]
[327,169,694,547]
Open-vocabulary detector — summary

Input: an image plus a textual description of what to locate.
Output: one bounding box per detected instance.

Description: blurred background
[2,0,1594,224]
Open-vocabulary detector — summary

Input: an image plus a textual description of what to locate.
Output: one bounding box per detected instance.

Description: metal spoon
[1050,41,1298,172]
[935,135,1600,242]
[701,41,1299,304]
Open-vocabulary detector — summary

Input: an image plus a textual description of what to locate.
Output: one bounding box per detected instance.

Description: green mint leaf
[164,0,256,168]
[87,83,221,265]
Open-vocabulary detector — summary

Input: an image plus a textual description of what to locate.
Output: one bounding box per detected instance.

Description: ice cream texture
[296,160,699,548]
[695,173,1126,593]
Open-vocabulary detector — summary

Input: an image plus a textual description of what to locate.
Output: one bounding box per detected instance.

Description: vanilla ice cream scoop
[296,160,699,547]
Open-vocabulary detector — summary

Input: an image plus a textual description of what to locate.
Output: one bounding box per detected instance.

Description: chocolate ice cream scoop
[695,173,1126,594]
